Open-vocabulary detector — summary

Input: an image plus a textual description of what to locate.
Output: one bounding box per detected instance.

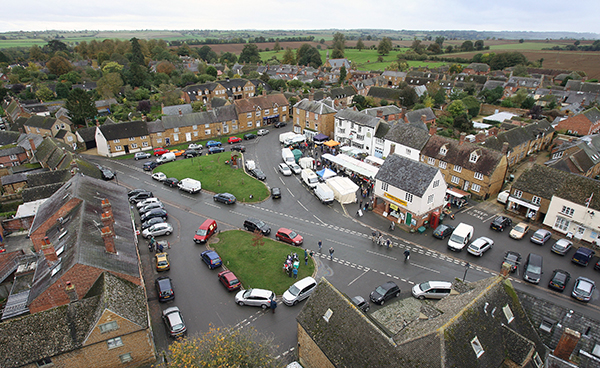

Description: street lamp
[463,262,470,282]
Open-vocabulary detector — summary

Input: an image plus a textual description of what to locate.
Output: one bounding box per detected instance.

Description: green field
[0,39,48,48]
[488,42,565,51]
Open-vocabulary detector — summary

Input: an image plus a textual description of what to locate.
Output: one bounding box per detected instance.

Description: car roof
[247,288,273,298]
[576,276,595,285]
[291,277,316,289]
[421,281,452,288]
[575,247,594,255]
[380,281,398,289]
[534,229,550,234]
[203,250,219,258]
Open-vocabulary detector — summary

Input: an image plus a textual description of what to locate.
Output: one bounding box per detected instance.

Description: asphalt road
[83,125,600,363]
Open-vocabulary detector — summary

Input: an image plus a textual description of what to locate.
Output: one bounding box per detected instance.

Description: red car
[276,228,303,246]
[218,270,241,291]
[154,147,169,156]
[228,136,242,144]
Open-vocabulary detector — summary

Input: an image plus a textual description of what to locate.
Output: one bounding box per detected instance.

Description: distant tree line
[543,39,600,51]
[168,36,315,47]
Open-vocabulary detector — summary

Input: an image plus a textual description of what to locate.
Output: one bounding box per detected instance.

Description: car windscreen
[196,229,207,236]
[449,234,465,243]
[288,285,301,296]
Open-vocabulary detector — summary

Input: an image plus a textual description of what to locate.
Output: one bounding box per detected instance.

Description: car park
[201,250,222,269]
[129,191,154,203]
[135,152,151,160]
[141,217,165,230]
[351,296,370,312]
[250,168,266,181]
[530,229,552,245]
[228,136,242,144]
[184,149,200,158]
[162,307,186,338]
[142,222,173,238]
[271,187,281,199]
[155,252,170,271]
[243,218,271,235]
[243,133,256,140]
[370,281,400,305]
[193,219,217,244]
[163,177,180,187]
[432,224,454,239]
[208,147,225,154]
[257,129,269,136]
[509,222,530,240]
[467,236,494,256]
[188,143,202,150]
[502,251,521,273]
[551,238,573,255]
[572,247,594,266]
[140,208,168,222]
[522,253,543,284]
[218,270,241,291]
[572,277,595,302]
[139,202,164,214]
[278,163,292,176]
[490,216,512,232]
[155,276,174,302]
[235,288,275,309]
[411,281,453,300]
[136,197,160,208]
[143,160,159,171]
[231,145,246,152]
[274,121,287,128]
[276,228,303,246]
[288,162,302,174]
[152,172,166,181]
[213,193,236,204]
[206,140,222,148]
[154,147,169,156]
[548,269,571,292]
[282,277,317,306]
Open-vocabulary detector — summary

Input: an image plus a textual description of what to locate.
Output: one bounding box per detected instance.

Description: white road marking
[408,262,441,273]
[482,213,497,223]
[286,187,295,197]
[347,269,369,286]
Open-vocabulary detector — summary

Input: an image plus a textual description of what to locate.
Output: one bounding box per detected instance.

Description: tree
[156,61,176,76]
[410,39,425,54]
[97,72,123,99]
[427,43,442,54]
[296,44,322,68]
[521,96,535,109]
[338,66,347,85]
[267,79,287,91]
[35,85,54,101]
[102,61,124,74]
[206,66,218,78]
[447,100,466,118]
[474,40,485,51]
[399,86,418,108]
[377,37,392,55]
[219,52,237,64]
[239,44,261,64]
[461,95,481,118]
[332,32,345,58]
[191,101,205,112]
[60,71,82,84]
[453,113,472,132]
[356,38,365,51]
[461,41,474,52]
[66,88,97,126]
[448,63,463,74]
[46,56,73,76]
[137,100,151,113]
[251,230,265,255]
[479,85,504,104]
[29,45,46,61]
[529,104,543,120]
[331,48,344,59]
[281,48,296,65]
[55,82,71,99]
[47,39,68,53]
[273,40,281,52]
[435,36,445,47]
[129,37,145,66]
[512,64,529,77]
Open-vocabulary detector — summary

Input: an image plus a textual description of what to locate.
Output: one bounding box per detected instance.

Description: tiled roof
[512,164,570,200]
[361,105,403,117]
[555,172,600,210]
[1,173,27,185]
[75,126,96,142]
[384,123,430,150]
[375,154,439,197]
[233,93,289,113]
[23,116,56,130]
[367,86,402,101]
[0,131,20,146]
[293,99,337,115]
[98,120,148,140]
[22,183,66,202]
[335,108,381,129]
[405,107,436,125]
[162,104,193,116]
[26,169,71,187]
[0,145,25,157]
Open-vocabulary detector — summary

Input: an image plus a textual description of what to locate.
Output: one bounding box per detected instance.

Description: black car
[213,193,236,204]
[156,276,175,302]
[208,147,225,154]
[490,216,512,232]
[523,253,543,284]
[351,296,370,312]
[243,133,257,140]
[548,269,571,292]
[370,281,400,305]
[163,177,180,187]
[184,149,201,158]
[274,121,287,128]
[129,191,154,203]
[502,251,521,273]
[250,168,266,181]
[141,217,165,230]
[432,224,454,239]
[271,187,281,199]
[100,168,115,180]
[140,208,168,222]
[243,218,271,235]
[128,188,146,198]
[231,145,246,152]
[143,160,159,171]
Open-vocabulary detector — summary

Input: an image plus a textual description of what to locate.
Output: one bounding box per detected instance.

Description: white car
[235,288,275,309]
[278,163,292,176]
[142,222,173,238]
[188,143,203,150]
[139,202,164,214]
[288,162,302,175]
[257,129,269,136]
[136,197,160,208]
[467,236,494,256]
[152,172,167,182]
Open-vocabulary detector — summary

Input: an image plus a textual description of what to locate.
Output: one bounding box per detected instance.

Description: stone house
[95,120,151,157]
[361,105,404,123]
[329,86,356,109]
[381,71,407,87]
[182,82,228,104]
[547,134,600,179]
[233,93,290,132]
[23,116,73,139]
[293,98,337,141]
[334,108,386,157]
[218,78,256,100]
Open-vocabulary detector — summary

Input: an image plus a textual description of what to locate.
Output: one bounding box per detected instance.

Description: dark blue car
[208,147,225,154]
[201,250,222,269]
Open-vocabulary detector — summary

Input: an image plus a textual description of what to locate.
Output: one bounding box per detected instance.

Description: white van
[282,148,295,164]
[497,190,509,204]
[314,183,334,204]
[178,178,201,194]
[447,223,474,251]
[301,169,319,188]
[282,277,317,306]
[157,152,176,164]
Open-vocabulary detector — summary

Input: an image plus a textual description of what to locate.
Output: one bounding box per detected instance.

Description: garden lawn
[157,151,269,202]
[212,231,315,295]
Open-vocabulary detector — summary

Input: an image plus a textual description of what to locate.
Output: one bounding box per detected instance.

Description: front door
[185,132,191,141]
[463,181,470,191]
[405,212,412,226]
[124,145,129,154]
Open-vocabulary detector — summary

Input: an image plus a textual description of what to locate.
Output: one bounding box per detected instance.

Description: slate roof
[382,71,407,78]
[375,154,439,197]
[405,107,436,125]
[210,97,228,108]
[161,105,237,130]
[75,126,96,143]
[233,93,289,113]
[26,169,71,187]
[484,125,537,151]
[0,131,20,146]
[162,104,193,116]
[422,135,505,177]
[0,272,147,368]
[384,123,431,150]
[361,105,403,118]
[1,173,27,185]
[98,120,148,140]
[512,164,570,200]
[10,117,28,133]
[582,107,600,123]
[367,86,402,101]
[0,145,25,157]
[482,80,505,91]
[327,58,351,69]
[330,86,356,99]
[335,108,381,129]
[374,121,390,139]
[23,115,56,130]
[293,99,337,115]
[555,172,600,211]
[145,119,164,134]
[22,183,66,203]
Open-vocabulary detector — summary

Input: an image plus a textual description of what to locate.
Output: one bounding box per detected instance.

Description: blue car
[206,140,222,148]
[208,147,225,154]
[201,250,222,269]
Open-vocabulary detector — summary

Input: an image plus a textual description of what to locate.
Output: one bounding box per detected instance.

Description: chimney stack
[101,199,113,219]
[101,226,116,254]
[29,138,36,152]
[553,328,581,361]
[459,132,466,146]
[500,262,511,278]
[41,236,58,262]
[309,88,314,101]
[178,108,182,117]
[65,281,78,303]
[262,89,266,96]
[101,212,114,234]
[501,142,510,155]
[429,122,437,136]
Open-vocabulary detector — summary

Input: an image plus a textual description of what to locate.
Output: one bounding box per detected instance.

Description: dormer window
[469,151,480,163]
[439,145,448,156]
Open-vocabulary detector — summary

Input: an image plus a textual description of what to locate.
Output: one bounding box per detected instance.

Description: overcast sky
[1,0,599,34]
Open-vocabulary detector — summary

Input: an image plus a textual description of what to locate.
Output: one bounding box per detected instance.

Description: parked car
[490,216,512,232]
[271,187,281,199]
[595,260,600,271]
[100,167,115,180]
[139,202,164,214]
[201,250,222,269]
[231,145,246,152]
[276,228,303,246]
[274,121,287,128]
[530,229,552,245]
[572,277,595,302]
[153,147,169,156]
[142,223,173,238]
[128,188,146,197]
[140,208,168,222]
[257,129,269,136]
[509,222,530,240]
[155,252,170,271]
[572,247,595,266]
[156,276,174,302]
[163,177,180,188]
[170,149,185,157]
[411,281,453,300]
[250,168,266,181]
[208,147,225,154]
[351,296,370,312]
[206,140,222,148]
[551,238,573,255]
[129,191,154,203]
[548,269,571,292]
[228,136,242,144]
[184,149,201,158]
[193,219,217,244]
[162,306,186,338]
[282,277,317,306]
[243,218,271,235]
[136,197,160,208]
[243,133,257,140]
[213,192,236,204]
[288,162,302,174]
[188,143,203,150]
[141,217,166,230]
[152,172,167,182]
[432,224,454,240]
[135,152,151,160]
[235,288,275,309]
[503,251,521,273]
[278,163,292,176]
[522,253,543,284]
[467,236,494,256]
[218,270,241,291]
[143,160,159,171]
[370,281,400,305]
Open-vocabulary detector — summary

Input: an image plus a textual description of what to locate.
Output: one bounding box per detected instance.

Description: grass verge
[212,230,315,294]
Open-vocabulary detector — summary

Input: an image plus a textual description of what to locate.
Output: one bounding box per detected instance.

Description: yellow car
[170,149,185,157]
[509,222,530,240]
[155,252,170,271]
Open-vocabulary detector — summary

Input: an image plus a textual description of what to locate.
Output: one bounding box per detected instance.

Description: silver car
[278,163,292,176]
[235,288,275,309]
[139,202,164,214]
[551,238,573,255]
[162,306,186,338]
[142,223,173,238]
[288,162,302,175]
[467,236,494,256]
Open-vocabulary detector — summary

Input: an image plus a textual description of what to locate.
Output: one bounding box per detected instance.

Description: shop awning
[508,196,540,211]
[446,187,471,199]
[322,153,379,179]
[324,140,340,147]
[314,133,329,142]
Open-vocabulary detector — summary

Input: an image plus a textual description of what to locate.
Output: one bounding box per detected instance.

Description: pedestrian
[304,249,308,265]
[270,299,277,313]
[293,267,298,278]
[329,247,334,260]
[359,200,363,208]
[318,240,322,252]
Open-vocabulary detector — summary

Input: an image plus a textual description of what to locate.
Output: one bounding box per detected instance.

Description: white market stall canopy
[326,176,359,204]
[322,153,380,179]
